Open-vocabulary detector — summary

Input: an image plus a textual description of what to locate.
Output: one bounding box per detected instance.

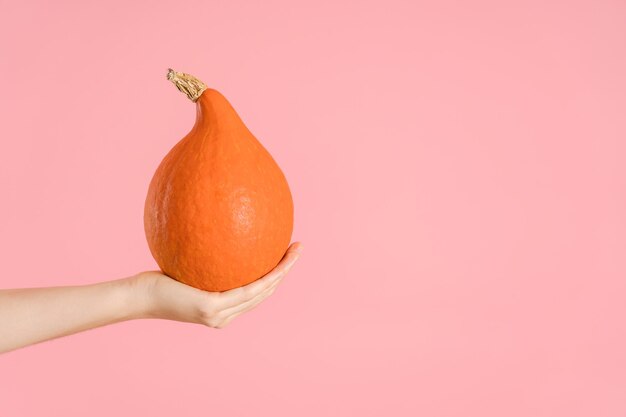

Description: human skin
[0,242,302,354]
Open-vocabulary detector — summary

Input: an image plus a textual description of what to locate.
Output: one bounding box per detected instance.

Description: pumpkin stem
[167,69,207,102]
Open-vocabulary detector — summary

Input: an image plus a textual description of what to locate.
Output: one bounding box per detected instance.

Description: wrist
[130,271,208,324]
[118,273,158,320]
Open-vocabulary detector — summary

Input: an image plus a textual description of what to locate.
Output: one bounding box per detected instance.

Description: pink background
[1,1,625,415]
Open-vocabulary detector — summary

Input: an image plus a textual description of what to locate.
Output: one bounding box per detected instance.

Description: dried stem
[167,68,207,102]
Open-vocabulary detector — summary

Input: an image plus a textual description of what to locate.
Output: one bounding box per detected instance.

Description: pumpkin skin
[144,78,294,292]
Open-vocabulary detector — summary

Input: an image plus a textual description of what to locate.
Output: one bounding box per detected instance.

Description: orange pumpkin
[144,69,294,292]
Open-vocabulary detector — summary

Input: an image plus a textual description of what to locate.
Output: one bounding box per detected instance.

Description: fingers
[221,274,284,319]
[217,293,268,328]
[207,271,285,329]
[203,242,303,329]
[216,242,303,309]
[214,278,283,329]
[272,242,303,276]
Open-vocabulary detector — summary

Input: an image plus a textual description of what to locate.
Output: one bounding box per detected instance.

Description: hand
[131,242,303,329]
[0,243,302,353]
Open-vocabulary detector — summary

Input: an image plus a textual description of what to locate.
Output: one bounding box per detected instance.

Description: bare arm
[0,278,144,353]
[0,242,302,354]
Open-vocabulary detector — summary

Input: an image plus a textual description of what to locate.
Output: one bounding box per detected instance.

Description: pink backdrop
[1,1,625,416]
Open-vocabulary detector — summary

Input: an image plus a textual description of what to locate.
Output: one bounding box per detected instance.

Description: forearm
[0,276,147,353]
